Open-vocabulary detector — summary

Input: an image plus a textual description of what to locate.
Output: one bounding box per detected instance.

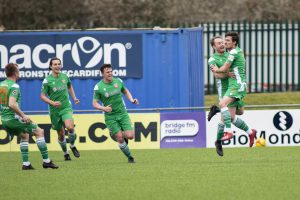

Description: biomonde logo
[0,36,132,69]
[273,111,293,131]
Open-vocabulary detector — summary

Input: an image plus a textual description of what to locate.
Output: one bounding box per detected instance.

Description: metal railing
[200,21,300,94]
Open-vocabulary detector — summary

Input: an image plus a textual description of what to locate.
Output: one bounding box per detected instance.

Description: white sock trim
[23,161,31,166]
[246,128,251,134]
[118,142,127,148]
[232,116,238,123]
[43,158,51,163]
[221,107,228,112]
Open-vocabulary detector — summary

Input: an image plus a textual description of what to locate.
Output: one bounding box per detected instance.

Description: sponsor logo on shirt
[114,83,118,88]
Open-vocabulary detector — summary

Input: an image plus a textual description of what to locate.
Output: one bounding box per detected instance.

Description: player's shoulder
[42,74,52,83]
[229,48,238,54]
[11,83,20,89]
[60,72,69,79]
[93,80,102,90]
[114,77,123,83]
[208,56,215,63]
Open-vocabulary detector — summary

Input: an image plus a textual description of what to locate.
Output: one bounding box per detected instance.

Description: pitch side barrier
[1,104,300,152]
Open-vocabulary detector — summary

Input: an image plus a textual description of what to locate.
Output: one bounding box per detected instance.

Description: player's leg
[51,113,71,160]
[231,101,257,147]
[120,114,135,163]
[57,127,71,160]
[63,112,80,158]
[108,117,134,163]
[115,131,135,163]
[3,119,34,170]
[19,133,34,170]
[215,116,224,156]
[219,96,235,141]
[33,126,58,169]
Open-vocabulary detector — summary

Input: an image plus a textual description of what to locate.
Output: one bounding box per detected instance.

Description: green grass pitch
[1,147,300,200]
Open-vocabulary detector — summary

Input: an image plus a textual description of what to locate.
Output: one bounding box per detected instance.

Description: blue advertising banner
[0,31,143,79]
[160,112,206,148]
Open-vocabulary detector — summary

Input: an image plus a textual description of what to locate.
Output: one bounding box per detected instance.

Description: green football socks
[58,138,68,154]
[36,137,49,160]
[232,116,250,133]
[20,141,29,163]
[221,107,231,129]
[217,123,225,140]
[68,131,77,147]
[119,142,132,159]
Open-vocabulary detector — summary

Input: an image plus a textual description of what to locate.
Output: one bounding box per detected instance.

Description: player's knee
[35,127,44,137]
[125,131,134,140]
[127,134,134,140]
[236,109,244,115]
[219,101,225,108]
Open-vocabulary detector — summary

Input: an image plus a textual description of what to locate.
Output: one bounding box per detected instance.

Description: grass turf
[1,147,300,200]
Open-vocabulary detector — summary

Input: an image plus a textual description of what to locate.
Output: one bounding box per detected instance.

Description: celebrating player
[211,32,257,148]
[0,63,58,170]
[40,57,80,161]
[92,64,138,163]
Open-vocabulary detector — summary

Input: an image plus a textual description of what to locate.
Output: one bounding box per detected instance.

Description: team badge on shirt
[105,92,109,97]
[62,79,66,83]
[114,83,118,88]
[12,90,17,95]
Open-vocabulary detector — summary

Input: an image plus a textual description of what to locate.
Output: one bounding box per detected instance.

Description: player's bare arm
[40,93,61,107]
[92,99,112,112]
[211,62,231,73]
[122,88,139,104]
[8,96,31,123]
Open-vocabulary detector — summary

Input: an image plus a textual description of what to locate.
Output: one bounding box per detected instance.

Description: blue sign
[0,31,143,79]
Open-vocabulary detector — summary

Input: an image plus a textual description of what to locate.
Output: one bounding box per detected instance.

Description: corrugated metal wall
[13,28,204,112]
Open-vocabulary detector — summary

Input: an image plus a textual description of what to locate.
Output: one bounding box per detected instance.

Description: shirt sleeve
[67,75,71,88]
[10,84,20,99]
[226,49,237,64]
[93,84,100,100]
[208,57,216,67]
[118,78,126,92]
[41,78,49,94]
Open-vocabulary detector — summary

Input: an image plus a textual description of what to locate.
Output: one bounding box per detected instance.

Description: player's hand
[211,66,218,73]
[228,72,235,79]
[22,115,32,124]
[52,101,61,107]
[104,105,112,113]
[132,98,139,105]
[74,98,80,105]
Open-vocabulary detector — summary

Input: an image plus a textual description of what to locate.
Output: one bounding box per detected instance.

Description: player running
[92,64,138,163]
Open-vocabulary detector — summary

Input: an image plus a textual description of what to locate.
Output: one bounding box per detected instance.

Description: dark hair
[210,36,222,47]
[225,32,239,46]
[49,57,61,70]
[5,63,18,77]
[100,64,112,73]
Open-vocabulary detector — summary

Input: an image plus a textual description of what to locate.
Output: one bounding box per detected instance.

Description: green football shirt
[0,79,20,121]
[41,73,72,113]
[93,77,128,117]
[208,52,229,98]
[226,46,246,87]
